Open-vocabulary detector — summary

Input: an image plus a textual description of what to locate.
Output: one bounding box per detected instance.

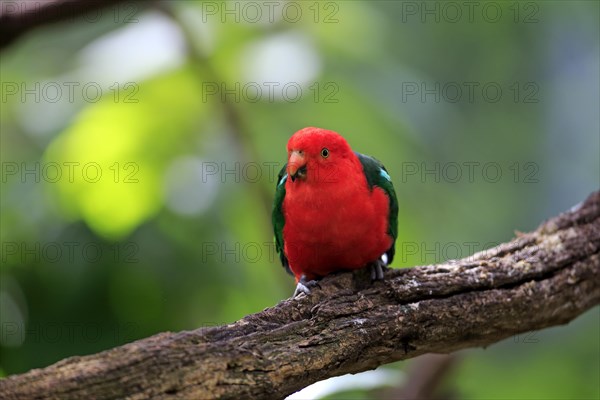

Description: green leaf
[44,66,205,239]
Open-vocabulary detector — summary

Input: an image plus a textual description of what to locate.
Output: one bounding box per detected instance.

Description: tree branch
[391,354,459,399]
[1,191,599,399]
[0,0,148,50]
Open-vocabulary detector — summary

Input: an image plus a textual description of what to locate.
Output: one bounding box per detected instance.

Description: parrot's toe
[292,275,320,297]
[370,259,387,281]
[293,282,311,297]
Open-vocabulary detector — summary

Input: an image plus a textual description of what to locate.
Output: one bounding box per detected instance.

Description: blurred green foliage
[1,1,598,398]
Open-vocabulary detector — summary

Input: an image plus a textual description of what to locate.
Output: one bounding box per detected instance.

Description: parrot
[272,127,398,296]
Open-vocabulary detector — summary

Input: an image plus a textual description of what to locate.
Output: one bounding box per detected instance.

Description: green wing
[355,152,399,264]
[272,163,292,275]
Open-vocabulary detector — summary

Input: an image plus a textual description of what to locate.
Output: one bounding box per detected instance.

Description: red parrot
[272,127,398,296]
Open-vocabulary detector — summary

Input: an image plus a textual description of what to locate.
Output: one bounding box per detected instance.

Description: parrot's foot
[370,258,388,281]
[293,275,319,297]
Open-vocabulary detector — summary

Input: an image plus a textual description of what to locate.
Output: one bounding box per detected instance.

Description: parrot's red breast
[281,127,393,281]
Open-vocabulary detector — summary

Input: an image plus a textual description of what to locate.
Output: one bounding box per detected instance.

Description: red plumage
[281,127,393,281]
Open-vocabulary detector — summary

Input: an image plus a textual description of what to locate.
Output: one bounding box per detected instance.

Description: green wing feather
[272,163,292,275]
[355,152,399,264]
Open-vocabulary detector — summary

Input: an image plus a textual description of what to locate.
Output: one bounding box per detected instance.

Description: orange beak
[287,150,307,182]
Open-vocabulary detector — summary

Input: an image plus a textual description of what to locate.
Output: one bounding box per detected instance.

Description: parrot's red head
[286,127,354,184]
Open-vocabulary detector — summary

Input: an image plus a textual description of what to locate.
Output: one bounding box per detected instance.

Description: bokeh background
[1,1,598,398]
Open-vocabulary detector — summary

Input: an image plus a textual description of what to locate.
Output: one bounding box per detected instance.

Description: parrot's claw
[293,275,319,297]
[293,282,311,297]
[370,259,387,281]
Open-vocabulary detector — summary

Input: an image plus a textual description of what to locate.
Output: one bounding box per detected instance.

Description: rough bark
[1,191,599,400]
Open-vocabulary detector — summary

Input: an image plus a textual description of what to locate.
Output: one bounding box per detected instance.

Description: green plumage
[355,152,398,264]
[272,164,290,274]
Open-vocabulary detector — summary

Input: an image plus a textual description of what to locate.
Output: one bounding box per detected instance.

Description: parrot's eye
[321,148,329,158]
